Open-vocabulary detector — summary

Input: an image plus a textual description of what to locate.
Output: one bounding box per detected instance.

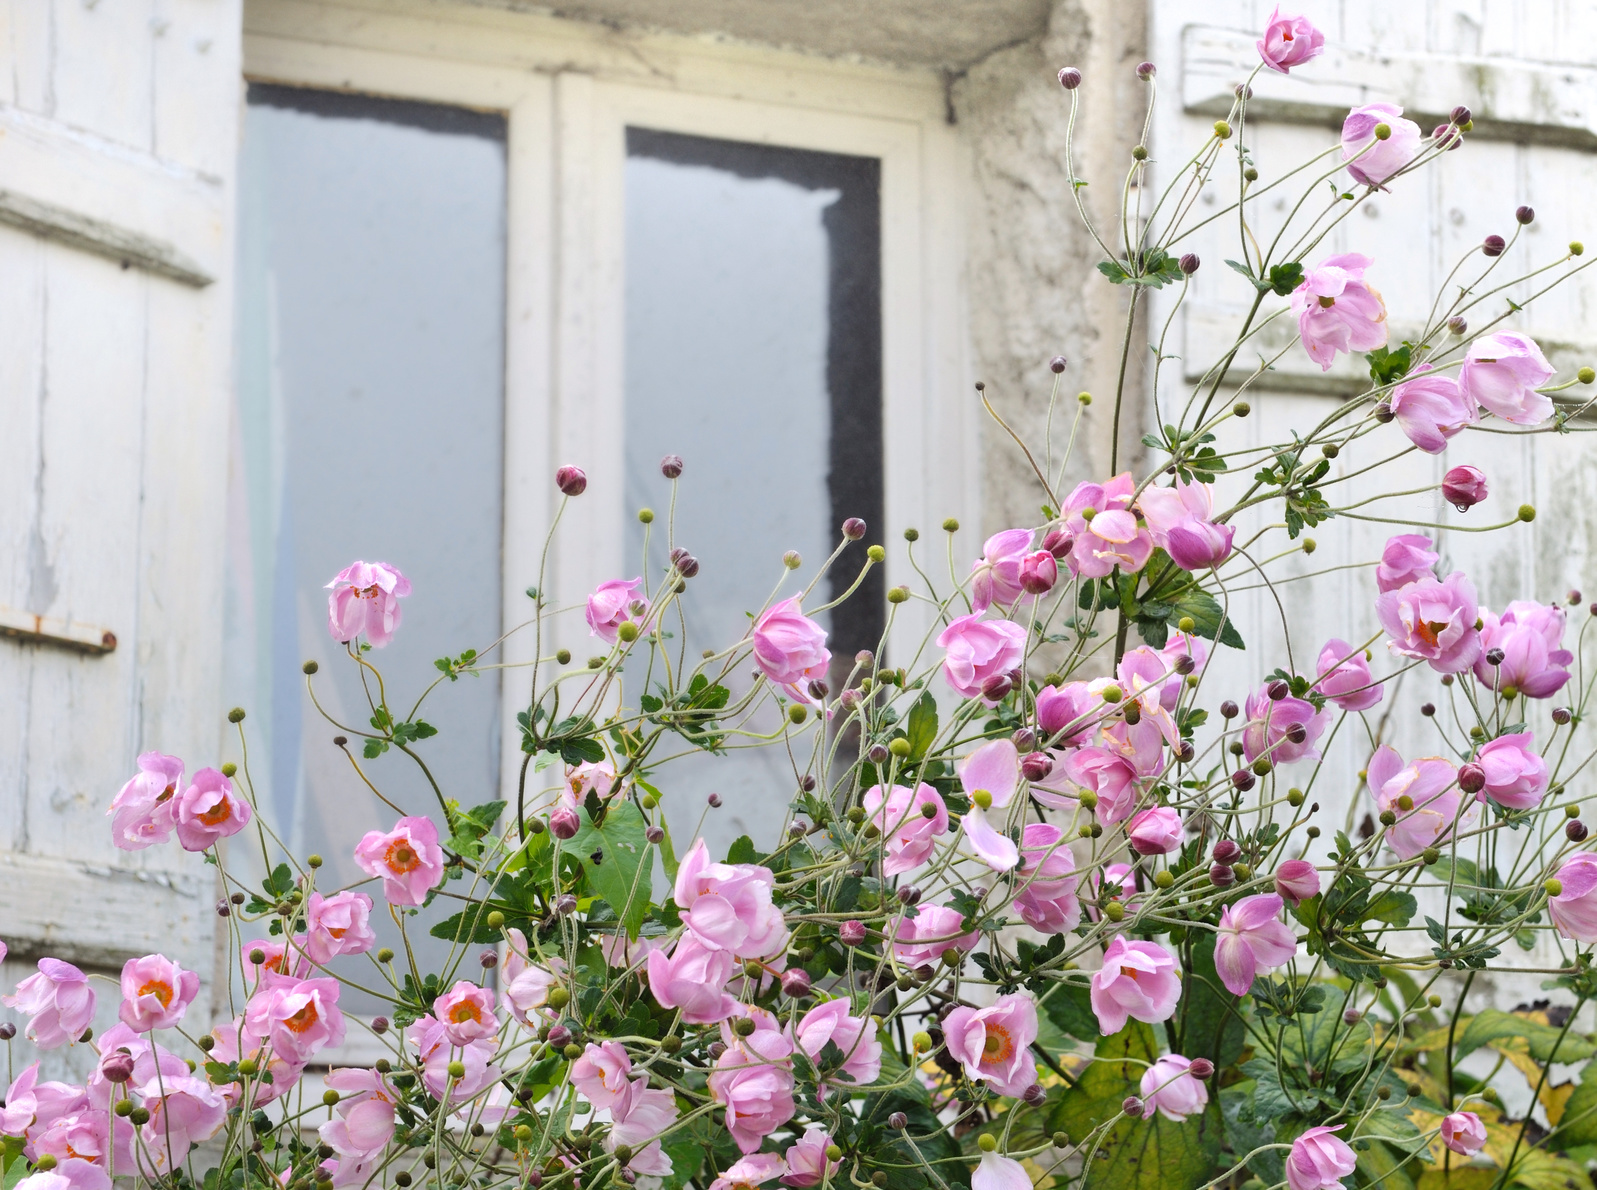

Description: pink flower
[1460,331,1555,425]
[1257,7,1325,73]
[1376,571,1481,673]
[751,597,831,704]
[709,1026,795,1153]
[407,1014,501,1101]
[970,529,1033,611]
[1367,746,1473,859]
[502,929,565,1024]
[1443,465,1488,510]
[1036,680,1098,746]
[1441,1111,1487,1155]
[790,999,881,1093]
[318,1068,396,1176]
[240,937,306,981]
[1117,645,1186,715]
[4,960,96,1050]
[1376,534,1438,593]
[938,614,1026,702]
[325,561,410,647]
[646,934,736,1023]
[559,760,618,810]
[303,891,376,965]
[586,577,649,644]
[433,981,497,1046]
[1274,860,1321,905]
[1315,639,1382,712]
[972,1153,1032,1190]
[1127,807,1183,855]
[1549,853,1597,942]
[117,954,198,1033]
[134,1076,226,1174]
[962,805,1018,872]
[31,1113,114,1188]
[1139,1054,1209,1121]
[711,1154,787,1190]
[1019,550,1058,594]
[1286,1125,1357,1190]
[1014,824,1082,935]
[1242,687,1329,765]
[1474,601,1572,698]
[608,1076,678,1177]
[892,904,977,970]
[782,1131,839,1188]
[1060,474,1155,578]
[353,816,445,906]
[1090,938,1180,1034]
[205,1015,304,1107]
[1214,894,1298,996]
[942,992,1038,1096]
[244,975,346,1063]
[1043,745,1140,823]
[571,1041,633,1109]
[1473,733,1547,809]
[862,783,948,876]
[1139,479,1234,571]
[1389,365,1478,453]
[960,739,1021,809]
[1292,254,1389,370]
[0,1062,90,1140]
[108,752,183,851]
[1341,103,1423,186]
[673,838,790,960]
[173,768,252,852]
[16,1172,98,1190]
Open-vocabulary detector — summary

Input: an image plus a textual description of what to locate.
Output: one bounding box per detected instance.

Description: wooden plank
[0,103,225,285]
[0,851,213,973]
[1182,23,1597,148]
[0,609,117,654]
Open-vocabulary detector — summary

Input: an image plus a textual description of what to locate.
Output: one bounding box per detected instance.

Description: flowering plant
[8,12,1597,1190]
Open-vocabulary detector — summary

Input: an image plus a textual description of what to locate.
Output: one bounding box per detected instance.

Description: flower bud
[1432,124,1462,149]
[1175,741,1196,763]
[1213,120,1232,139]
[660,454,684,478]
[1049,355,1068,374]
[1373,402,1394,423]
[707,792,722,808]
[1517,205,1535,225]
[1518,504,1536,523]
[1568,820,1588,842]
[555,465,587,496]
[1011,728,1037,753]
[1188,1058,1215,1079]
[839,920,866,946]
[1231,769,1256,792]
[1042,527,1074,559]
[1022,1083,1047,1106]
[1021,751,1054,782]
[1178,252,1200,275]
[371,1016,389,1033]
[1136,61,1156,80]
[783,550,803,570]
[550,806,580,839]
[547,1024,572,1048]
[1058,67,1082,89]
[1266,679,1289,701]
[480,949,498,969]
[1213,839,1241,864]
[1485,647,1506,667]
[1373,122,1392,140]
[1448,316,1468,335]
[1458,763,1486,794]
[645,826,664,844]
[867,743,890,764]
[1019,550,1058,595]
[100,1051,136,1084]
[842,517,867,540]
[888,1110,909,1130]
[555,893,577,916]
[1210,863,1235,888]
[1554,706,1572,725]
[1451,105,1472,124]
[1442,465,1487,511]
[1483,234,1506,257]
[1220,700,1239,719]
[1343,1008,1361,1024]
[1122,1096,1144,1116]
[981,673,1014,701]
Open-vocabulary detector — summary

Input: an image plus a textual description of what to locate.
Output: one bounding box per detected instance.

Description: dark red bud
[1458,763,1486,794]
[1058,67,1082,89]
[1516,205,1535,225]
[1049,355,1068,374]
[1210,863,1236,887]
[1213,839,1241,863]
[1188,1058,1215,1079]
[1021,751,1054,782]
[660,454,684,479]
[555,465,587,496]
[1179,253,1200,275]
[842,517,867,540]
[1483,234,1506,256]
[781,968,811,997]
[1568,820,1588,842]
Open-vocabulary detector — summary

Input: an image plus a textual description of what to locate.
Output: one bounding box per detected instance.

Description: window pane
[228,86,507,1001]
[623,129,882,854]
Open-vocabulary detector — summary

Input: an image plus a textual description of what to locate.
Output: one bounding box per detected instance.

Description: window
[228,84,507,995]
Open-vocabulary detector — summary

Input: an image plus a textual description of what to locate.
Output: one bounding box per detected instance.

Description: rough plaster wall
[954,0,1150,544]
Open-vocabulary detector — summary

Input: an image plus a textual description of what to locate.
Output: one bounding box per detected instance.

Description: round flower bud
[842,517,867,540]
[1213,120,1232,139]
[1373,402,1394,423]
[978,1135,999,1154]
[555,465,587,496]
[1021,751,1054,782]
[660,454,684,479]
[707,792,723,808]
[839,920,867,946]
[1266,678,1289,701]
[1189,1058,1215,1079]
[783,550,803,570]
[981,673,1014,701]
[1451,105,1472,124]
[1545,878,1564,897]
[101,1052,136,1084]
[555,893,578,916]
[1432,124,1461,149]
[227,706,247,724]
[1122,1096,1144,1116]
[1582,367,1596,384]
[1022,1083,1047,1106]
[480,948,498,969]
[1132,145,1149,161]
[1517,205,1535,225]
[550,806,580,839]
[1554,706,1573,725]
[1136,61,1156,79]
[546,1024,572,1048]
[1574,242,1587,257]
[645,826,665,844]
[1446,316,1467,336]
[941,947,965,967]
[1569,820,1589,842]
[1518,504,1536,523]
[1104,900,1125,922]
[371,1015,390,1033]
[1179,253,1200,275]
[889,1110,909,1129]
[1078,391,1092,405]
[637,508,654,524]
[1373,122,1392,140]
[1011,728,1037,752]
[1220,700,1239,719]
[866,544,886,563]
[1210,863,1235,888]
[1483,234,1506,257]
[867,743,890,765]
[1213,839,1241,864]
[887,585,911,604]
[1050,355,1068,374]
[1059,67,1082,89]
[1231,769,1256,792]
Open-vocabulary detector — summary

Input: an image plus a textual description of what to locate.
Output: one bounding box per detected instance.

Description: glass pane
[623,129,882,856]
[228,85,507,1004]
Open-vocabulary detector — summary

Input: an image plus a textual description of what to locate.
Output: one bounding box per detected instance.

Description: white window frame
[241,0,978,808]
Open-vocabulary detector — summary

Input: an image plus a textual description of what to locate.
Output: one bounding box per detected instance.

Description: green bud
[1518,504,1536,522]
[547,986,571,1008]
[942,518,960,533]
[1105,900,1125,922]
[1379,810,1397,826]
[618,621,640,643]
[555,648,572,664]
[486,910,505,929]
[377,948,395,964]
[887,586,911,604]
[1546,878,1564,897]
[307,853,322,869]
[237,1059,259,1077]
[912,1031,932,1053]
[971,789,993,810]
[1581,367,1596,385]
[1302,538,1317,555]
[867,544,887,562]
[220,763,238,778]
[1053,1132,1070,1149]
[323,1089,341,1106]
[978,1134,999,1153]
[660,1034,682,1053]
[1077,391,1092,406]
[1422,848,1440,865]
[1153,870,1174,890]
[302,660,319,675]
[788,704,808,725]
[637,507,654,523]
[1233,401,1251,418]
[1177,617,1195,633]
[1251,758,1272,776]
[114,1099,134,1117]
[1374,122,1392,140]
[1572,242,1586,257]
[826,1145,845,1161]
[1100,684,1122,703]
[1132,145,1148,161]
[34,1156,56,1173]
[129,1107,150,1126]
[1213,120,1232,139]
[889,737,911,757]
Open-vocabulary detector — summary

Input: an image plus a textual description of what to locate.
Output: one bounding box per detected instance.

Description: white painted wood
[0,103,225,285]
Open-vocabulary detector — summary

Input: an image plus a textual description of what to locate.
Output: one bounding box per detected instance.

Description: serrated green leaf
[567,802,653,937]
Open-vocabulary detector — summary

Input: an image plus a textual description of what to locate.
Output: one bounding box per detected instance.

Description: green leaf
[904,692,938,761]
[1548,1056,1597,1149]
[567,802,654,937]
[560,736,606,765]
[1039,981,1101,1043]
[725,835,758,866]
[1366,343,1414,386]
[1099,259,1132,284]
[1267,261,1305,296]
[1220,1083,1283,1184]
[1168,587,1245,650]
[1050,1022,1225,1189]
[1225,258,1264,288]
[1454,1009,1597,1064]
[1366,890,1417,927]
